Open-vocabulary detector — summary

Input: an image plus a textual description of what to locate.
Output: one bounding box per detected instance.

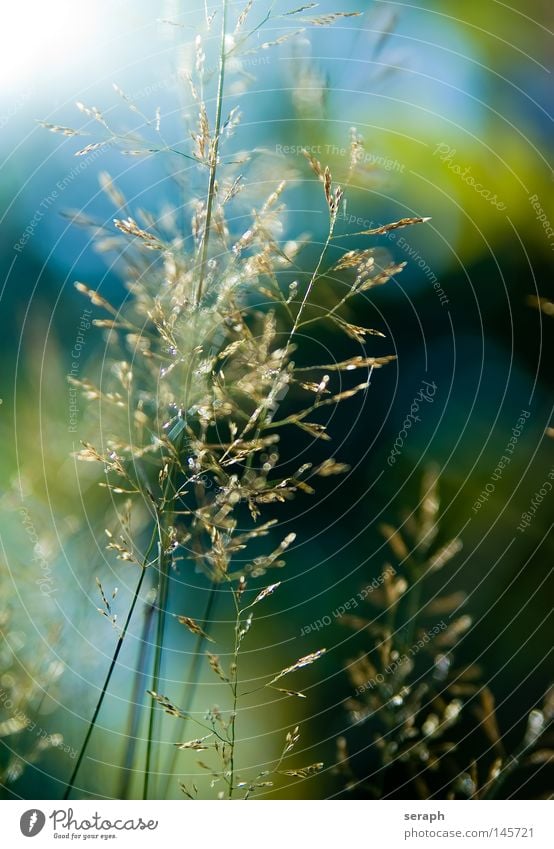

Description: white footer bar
[4,799,552,848]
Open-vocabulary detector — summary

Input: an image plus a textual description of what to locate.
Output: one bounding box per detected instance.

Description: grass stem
[161,582,218,796]
[63,561,149,800]
[195,0,229,305]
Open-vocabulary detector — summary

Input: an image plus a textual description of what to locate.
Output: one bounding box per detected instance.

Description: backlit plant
[44,1,429,799]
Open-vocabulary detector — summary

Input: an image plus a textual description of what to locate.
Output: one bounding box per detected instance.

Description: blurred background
[0,0,552,799]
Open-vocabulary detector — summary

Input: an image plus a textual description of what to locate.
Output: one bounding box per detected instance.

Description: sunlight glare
[0,1,94,84]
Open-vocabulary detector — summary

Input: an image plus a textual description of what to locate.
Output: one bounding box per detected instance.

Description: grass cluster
[44,2,427,800]
[336,469,553,799]
[10,0,547,802]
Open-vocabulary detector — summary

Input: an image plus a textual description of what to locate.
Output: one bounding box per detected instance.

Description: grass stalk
[161,582,218,796]
[54,0,435,802]
[143,512,173,798]
[148,0,229,797]
[195,0,228,305]
[227,585,241,798]
[117,588,156,798]
[63,560,150,799]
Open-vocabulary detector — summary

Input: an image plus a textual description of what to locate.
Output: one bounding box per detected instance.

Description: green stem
[161,582,218,796]
[288,222,336,343]
[151,0,228,797]
[143,524,171,799]
[152,120,226,787]
[117,586,156,798]
[195,0,229,305]
[63,561,149,800]
[228,584,241,798]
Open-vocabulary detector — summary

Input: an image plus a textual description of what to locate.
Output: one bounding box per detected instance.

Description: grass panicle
[54,2,429,799]
[336,470,553,799]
